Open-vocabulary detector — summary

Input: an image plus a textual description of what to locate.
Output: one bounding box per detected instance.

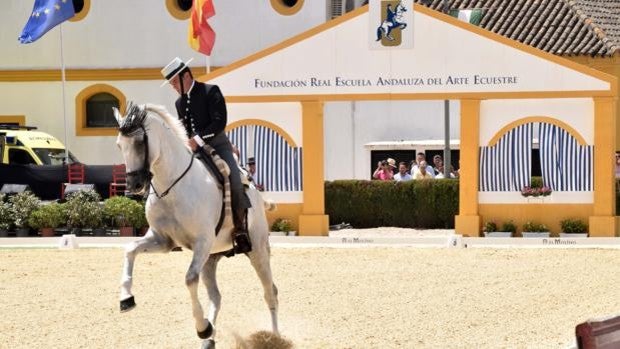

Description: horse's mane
[144,104,189,144]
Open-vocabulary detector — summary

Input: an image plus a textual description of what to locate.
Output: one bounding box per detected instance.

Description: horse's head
[114,103,156,195]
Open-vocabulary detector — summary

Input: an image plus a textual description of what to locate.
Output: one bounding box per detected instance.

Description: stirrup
[233,230,252,254]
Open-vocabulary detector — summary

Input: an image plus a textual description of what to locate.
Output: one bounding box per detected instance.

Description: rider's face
[169,75,183,94]
[169,73,191,95]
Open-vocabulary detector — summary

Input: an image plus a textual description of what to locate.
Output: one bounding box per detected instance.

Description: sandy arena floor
[2,245,620,348]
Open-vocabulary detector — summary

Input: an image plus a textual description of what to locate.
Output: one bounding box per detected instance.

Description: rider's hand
[187,138,199,152]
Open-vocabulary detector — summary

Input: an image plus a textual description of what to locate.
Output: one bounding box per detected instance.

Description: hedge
[325,179,459,229]
[325,178,620,229]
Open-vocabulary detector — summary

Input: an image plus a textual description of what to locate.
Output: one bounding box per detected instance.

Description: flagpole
[206,55,211,74]
[59,23,69,164]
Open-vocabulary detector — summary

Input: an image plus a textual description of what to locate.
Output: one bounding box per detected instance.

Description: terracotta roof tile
[415,0,620,56]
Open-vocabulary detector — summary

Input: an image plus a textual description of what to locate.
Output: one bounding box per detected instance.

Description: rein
[150,153,194,199]
[126,125,195,199]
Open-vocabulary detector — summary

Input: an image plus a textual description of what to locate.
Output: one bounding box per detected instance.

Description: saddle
[196,145,252,256]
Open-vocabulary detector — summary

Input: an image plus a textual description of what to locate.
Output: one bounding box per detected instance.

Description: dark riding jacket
[174,82,227,143]
[173,81,251,211]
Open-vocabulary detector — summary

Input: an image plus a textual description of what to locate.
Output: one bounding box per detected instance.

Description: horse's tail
[376,26,383,41]
[263,198,277,212]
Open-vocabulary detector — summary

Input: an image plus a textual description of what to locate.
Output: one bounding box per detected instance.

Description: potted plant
[522,221,550,238]
[0,194,11,237]
[483,220,514,237]
[9,191,40,237]
[271,218,294,236]
[28,202,66,237]
[65,189,103,235]
[104,196,143,236]
[500,221,517,236]
[560,218,588,238]
[521,186,552,199]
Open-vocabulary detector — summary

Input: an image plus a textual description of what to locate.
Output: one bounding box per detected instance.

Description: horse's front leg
[120,229,173,312]
[201,254,223,326]
[186,236,214,339]
[198,254,223,349]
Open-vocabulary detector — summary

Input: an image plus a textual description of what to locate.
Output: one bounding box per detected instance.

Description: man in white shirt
[410,152,435,178]
[414,161,434,180]
[394,162,413,181]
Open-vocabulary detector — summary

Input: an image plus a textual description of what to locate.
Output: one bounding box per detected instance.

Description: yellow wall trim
[165,0,191,20]
[0,115,25,126]
[487,116,588,147]
[270,0,304,16]
[0,66,217,82]
[226,119,298,147]
[69,0,90,22]
[75,84,126,137]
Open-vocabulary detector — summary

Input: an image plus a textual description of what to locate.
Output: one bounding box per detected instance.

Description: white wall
[479,98,594,145]
[0,0,329,164]
[0,80,178,164]
[1,0,328,69]
[324,100,460,180]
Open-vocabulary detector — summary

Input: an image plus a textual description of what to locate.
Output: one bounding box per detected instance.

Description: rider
[161,57,252,254]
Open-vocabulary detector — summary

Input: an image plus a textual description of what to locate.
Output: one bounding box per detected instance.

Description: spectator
[394,162,412,181]
[411,152,435,178]
[432,154,442,174]
[247,157,264,191]
[387,158,397,173]
[373,159,394,181]
[414,161,433,180]
[432,156,457,179]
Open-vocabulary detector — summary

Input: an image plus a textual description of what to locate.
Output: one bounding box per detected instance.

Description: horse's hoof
[197,321,213,339]
[201,338,215,349]
[120,296,136,312]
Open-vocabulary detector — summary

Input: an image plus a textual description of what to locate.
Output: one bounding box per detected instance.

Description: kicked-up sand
[1,245,620,348]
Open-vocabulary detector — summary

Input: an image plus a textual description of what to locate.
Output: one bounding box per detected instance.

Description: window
[9,149,36,165]
[32,148,78,165]
[270,0,304,16]
[86,93,119,128]
[69,0,90,22]
[166,0,192,20]
[76,84,126,136]
[177,0,192,11]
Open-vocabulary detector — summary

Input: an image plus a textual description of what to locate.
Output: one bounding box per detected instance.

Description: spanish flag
[188,0,216,56]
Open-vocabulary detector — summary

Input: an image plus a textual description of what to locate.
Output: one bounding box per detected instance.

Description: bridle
[125,125,194,199]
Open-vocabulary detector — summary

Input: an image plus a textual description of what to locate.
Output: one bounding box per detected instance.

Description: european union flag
[18,0,75,44]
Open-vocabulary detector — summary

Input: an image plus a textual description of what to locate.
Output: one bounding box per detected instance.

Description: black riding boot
[232,207,252,254]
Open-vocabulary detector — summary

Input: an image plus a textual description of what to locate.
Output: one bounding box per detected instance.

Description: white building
[0,0,459,180]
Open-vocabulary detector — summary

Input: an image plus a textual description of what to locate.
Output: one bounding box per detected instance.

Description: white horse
[376,2,408,41]
[114,103,279,349]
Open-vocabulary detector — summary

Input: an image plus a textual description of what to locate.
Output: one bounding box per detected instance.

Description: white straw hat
[160,57,194,87]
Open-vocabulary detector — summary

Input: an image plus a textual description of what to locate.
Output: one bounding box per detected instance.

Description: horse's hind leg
[119,229,173,312]
[248,244,279,334]
[186,237,214,339]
